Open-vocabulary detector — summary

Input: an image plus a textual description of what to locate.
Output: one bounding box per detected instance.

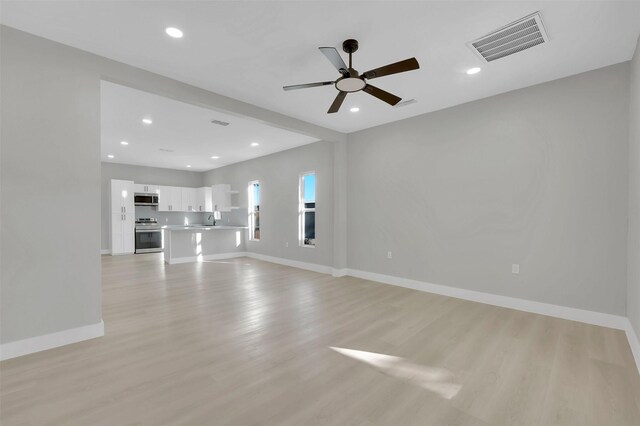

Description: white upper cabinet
[181,187,198,212]
[158,186,182,212]
[196,187,213,212]
[170,187,183,211]
[134,184,159,194]
[133,182,227,213]
[158,186,170,211]
[211,184,232,212]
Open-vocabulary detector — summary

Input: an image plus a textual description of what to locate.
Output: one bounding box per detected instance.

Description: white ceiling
[2,1,640,133]
[101,81,319,171]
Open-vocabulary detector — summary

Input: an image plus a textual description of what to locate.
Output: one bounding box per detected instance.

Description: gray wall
[100,162,206,251]
[203,141,335,268]
[629,37,640,339]
[347,63,630,315]
[1,26,103,342]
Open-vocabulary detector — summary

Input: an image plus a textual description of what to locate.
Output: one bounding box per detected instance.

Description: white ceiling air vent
[211,119,230,126]
[468,12,549,63]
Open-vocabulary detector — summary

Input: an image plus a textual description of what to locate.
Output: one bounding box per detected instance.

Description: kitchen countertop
[162,225,248,231]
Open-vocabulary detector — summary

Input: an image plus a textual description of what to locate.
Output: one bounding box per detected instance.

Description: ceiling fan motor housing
[335,76,366,92]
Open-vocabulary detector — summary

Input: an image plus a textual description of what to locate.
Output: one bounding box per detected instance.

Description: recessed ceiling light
[466,67,481,75]
[142,118,153,125]
[211,156,220,159]
[120,141,129,145]
[107,154,114,159]
[186,165,191,168]
[165,27,183,38]
[251,142,260,147]
[350,107,360,113]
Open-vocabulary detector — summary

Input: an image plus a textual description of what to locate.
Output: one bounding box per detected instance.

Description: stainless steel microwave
[134,194,158,206]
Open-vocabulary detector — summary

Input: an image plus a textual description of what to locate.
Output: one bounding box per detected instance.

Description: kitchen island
[162,225,247,264]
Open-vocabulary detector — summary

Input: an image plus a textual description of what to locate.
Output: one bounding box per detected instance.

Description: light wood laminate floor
[1,254,639,425]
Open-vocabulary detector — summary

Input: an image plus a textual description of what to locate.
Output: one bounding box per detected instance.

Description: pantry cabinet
[110,179,135,255]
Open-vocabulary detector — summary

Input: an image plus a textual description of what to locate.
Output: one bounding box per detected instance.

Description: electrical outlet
[387,251,393,259]
[512,264,520,274]
[285,242,289,248]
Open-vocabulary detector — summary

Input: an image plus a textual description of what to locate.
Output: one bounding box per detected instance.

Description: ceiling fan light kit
[283,39,420,114]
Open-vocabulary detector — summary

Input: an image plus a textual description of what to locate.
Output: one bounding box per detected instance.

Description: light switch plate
[512,264,520,274]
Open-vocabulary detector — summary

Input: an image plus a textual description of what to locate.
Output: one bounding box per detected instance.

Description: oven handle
[135,229,162,233]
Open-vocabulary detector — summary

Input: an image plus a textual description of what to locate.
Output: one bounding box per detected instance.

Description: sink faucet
[208,214,216,226]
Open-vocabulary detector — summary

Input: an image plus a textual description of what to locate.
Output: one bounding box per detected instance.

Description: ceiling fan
[283,39,419,114]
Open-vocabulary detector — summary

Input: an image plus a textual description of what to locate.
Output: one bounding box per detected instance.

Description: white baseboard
[345,268,639,374]
[332,268,348,277]
[245,252,334,275]
[100,249,111,255]
[346,269,629,330]
[0,320,104,361]
[624,320,640,375]
[166,252,248,264]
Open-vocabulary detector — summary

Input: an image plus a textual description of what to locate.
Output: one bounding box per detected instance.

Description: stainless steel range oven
[135,218,163,253]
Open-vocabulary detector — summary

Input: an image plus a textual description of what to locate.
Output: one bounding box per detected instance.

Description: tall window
[299,172,316,247]
[248,180,260,241]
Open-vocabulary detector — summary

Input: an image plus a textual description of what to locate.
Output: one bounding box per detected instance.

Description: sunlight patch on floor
[195,232,203,262]
[330,346,462,399]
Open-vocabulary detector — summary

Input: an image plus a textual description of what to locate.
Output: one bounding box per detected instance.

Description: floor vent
[468,12,549,63]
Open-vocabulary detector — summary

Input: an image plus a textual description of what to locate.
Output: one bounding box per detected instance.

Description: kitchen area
[99,80,320,264]
[109,178,247,264]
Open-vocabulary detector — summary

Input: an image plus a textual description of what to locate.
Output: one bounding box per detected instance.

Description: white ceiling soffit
[100,81,320,171]
[2,1,640,133]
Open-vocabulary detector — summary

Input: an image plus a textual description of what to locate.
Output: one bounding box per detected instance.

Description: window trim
[248,180,260,242]
[299,171,316,248]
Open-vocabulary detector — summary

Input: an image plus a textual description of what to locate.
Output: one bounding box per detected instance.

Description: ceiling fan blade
[363,57,420,80]
[283,81,334,91]
[319,47,348,75]
[328,91,347,114]
[363,84,402,106]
